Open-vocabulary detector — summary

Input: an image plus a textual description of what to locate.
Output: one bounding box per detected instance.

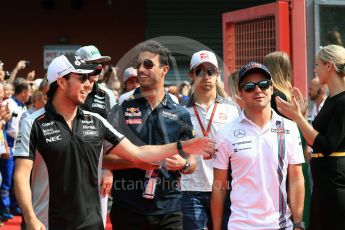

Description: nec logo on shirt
[46,135,62,143]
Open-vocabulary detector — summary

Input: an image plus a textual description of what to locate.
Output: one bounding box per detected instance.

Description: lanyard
[193,102,218,137]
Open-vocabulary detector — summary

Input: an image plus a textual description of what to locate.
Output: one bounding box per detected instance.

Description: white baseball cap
[190,50,218,70]
[47,54,100,85]
[75,45,111,64]
[123,67,138,83]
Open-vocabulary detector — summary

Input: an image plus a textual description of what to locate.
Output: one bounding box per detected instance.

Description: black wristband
[177,140,186,158]
[293,222,305,230]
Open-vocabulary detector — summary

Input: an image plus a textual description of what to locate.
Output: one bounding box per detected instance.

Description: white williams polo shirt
[213,110,304,230]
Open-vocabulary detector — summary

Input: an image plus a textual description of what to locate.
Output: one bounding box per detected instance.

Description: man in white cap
[123,67,139,93]
[118,67,140,105]
[75,45,116,227]
[180,50,239,230]
[13,54,215,230]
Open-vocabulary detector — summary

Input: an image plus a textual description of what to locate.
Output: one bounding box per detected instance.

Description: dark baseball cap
[238,62,272,86]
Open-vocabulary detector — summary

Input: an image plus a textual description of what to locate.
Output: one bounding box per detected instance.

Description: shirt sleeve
[213,128,232,170]
[13,116,36,160]
[96,111,124,148]
[312,100,345,155]
[104,86,117,112]
[179,111,195,140]
[103,104,122,154]
[287,122,305,164]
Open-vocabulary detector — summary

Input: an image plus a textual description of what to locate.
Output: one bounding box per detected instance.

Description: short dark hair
[47,81,58,99]
[14,82,30,95]
[137,40,171,66]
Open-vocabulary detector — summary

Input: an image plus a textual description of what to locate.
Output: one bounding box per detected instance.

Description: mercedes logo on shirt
[234,129,246,138]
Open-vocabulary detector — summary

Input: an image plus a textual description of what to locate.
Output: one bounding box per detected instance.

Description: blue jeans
[181,191,212,230]
[0,154,15,212]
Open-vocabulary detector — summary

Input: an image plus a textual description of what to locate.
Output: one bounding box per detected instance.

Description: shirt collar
[239,109,281,127]
[12,96,25,107]
[131,87,175,109]
[185,93,224,108]
[92,82,99,92]
[45,99,84,120]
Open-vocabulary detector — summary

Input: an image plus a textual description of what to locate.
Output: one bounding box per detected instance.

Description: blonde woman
[276,44,345,230]
[264,51,292,117]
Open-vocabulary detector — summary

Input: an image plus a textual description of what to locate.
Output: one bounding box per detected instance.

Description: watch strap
[177,140,186,158]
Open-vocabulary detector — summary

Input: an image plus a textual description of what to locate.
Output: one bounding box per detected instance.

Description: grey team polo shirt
[14,100,124,230]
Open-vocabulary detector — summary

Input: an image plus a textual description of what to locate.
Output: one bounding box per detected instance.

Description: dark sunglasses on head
[133,59,156,70]
[241,80,272,93]
[194,68,217,77]
[64,73,91,84]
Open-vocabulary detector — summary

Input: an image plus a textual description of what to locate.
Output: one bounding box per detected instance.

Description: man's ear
[161,65,169,78]
[56,78,66,90]
[188,71,195,81]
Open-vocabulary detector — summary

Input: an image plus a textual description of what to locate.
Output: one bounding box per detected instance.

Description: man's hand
[1,103,11,122]
[164,155,186,171]
[182,137,216,158]
[26,217,46,230]
[100,169,113,197]
[14,60,28,71]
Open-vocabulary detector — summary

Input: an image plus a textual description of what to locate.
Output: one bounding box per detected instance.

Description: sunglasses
[133,59,156,70]
[64,73,91,84]
[194,68,217,77]
[241,80,272,93]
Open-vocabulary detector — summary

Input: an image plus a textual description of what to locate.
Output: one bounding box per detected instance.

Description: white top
[5,97,27,140]
[180,96,239,191]
[213,110,304,230]
[310,99,325,121]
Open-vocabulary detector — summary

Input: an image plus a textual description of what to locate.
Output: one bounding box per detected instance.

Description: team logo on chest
[126,119,142,124]
[46,135,62,143]
[234,129,246,138]
[271,128,290,134]
[125,107,142,117]
[162,111,178,120]
[218,113,227,121]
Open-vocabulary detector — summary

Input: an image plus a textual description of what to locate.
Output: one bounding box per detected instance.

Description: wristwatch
[180,160,191,174]
[293,222,305,230]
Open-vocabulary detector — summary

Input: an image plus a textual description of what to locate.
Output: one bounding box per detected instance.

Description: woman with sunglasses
[276,44,345,230]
